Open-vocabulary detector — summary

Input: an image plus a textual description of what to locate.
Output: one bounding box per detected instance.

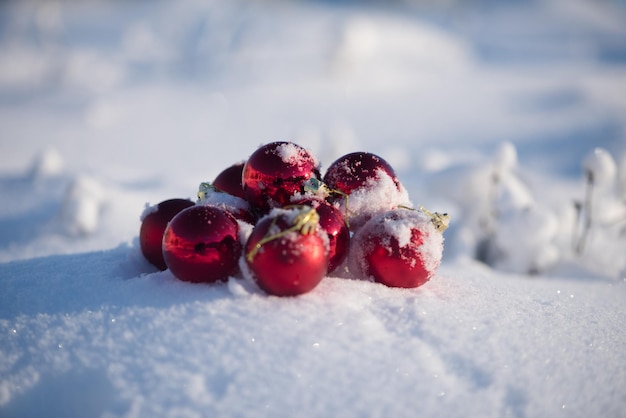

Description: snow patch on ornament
[197,183,250,212]
[333,157,358,177]
[275,142,319,169]
[413,217,445,274]
[340,169,412,230]
[383,209,442,273]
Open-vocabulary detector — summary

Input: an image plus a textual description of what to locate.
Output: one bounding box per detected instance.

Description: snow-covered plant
[571,148,626,278]
[435,142,560,275]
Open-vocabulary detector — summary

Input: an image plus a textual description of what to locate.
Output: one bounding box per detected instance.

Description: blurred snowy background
[1,0,625,277]
[1,1,626,417]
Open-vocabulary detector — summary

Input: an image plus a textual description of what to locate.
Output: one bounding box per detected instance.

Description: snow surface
[1,0,626,417]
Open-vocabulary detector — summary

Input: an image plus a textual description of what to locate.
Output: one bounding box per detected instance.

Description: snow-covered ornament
[323,152,411,231]
[139,198,195,270]
[349,206,448,288]
[324,152,400,194]
[197,182,256,224]
[244,206,329,296]
[242,141,321,215]
[163,205,241,283]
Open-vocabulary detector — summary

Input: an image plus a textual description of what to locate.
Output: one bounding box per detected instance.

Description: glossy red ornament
[323,152,401,196]
[242,142,321,215]
[213,162,245,199]
[163,205,241,283]
[140,198,194,270]
[291,199,349,274]
[350,209,445,288]
[245,207,329,296]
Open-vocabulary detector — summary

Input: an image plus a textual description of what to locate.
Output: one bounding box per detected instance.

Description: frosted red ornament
[291,199,349,274]
[139,198,194,270]
[323,152,411,231]
[323,152,401,196]
[163,205,241,283]
[350,208,448,288]
[242,142,321,215]
[213,162,245,199]
[245,206,329,296]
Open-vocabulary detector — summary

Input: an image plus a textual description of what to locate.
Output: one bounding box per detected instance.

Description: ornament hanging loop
[397,205,450,232]
[303,178,350,228]
[246,206,320,262]
[418,205,450,232]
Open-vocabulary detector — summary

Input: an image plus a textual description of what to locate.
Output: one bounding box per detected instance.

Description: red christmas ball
[213,162,245,199]
[323,152,409,231]
[140,198,194,270]
[163,205,241,283]
[242,142,321,215]
[350,209,444,288]
[244,207,329,296]
[292,199,349,274]
[323,152,401,196]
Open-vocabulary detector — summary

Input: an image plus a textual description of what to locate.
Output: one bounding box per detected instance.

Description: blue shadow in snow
[0,244,235,319]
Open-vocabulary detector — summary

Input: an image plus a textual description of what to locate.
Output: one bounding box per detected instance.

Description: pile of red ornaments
[139,141,449,296]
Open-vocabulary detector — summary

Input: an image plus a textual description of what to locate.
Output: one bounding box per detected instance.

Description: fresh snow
[1,0,626,417]
[1,250,624,417]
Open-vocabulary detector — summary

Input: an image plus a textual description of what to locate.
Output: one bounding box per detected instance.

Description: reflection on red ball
[242,142,320,214]
[245,208,328,296]
[213,162,245,199]
[139,198,194,270]
[351,209,443,288]
[323,152,400,195]
[292,200,349,274]
[163,205,241,283]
